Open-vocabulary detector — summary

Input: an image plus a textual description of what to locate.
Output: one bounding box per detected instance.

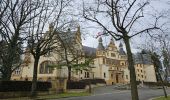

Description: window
[80,70,82,74]
[141,75,143,78]
[140,64,143,68]
[111,53,116,57]
[141,70,143,73]
[39,61,53,74]
[14,68,21,75]
[104,72,106,78]
[87,72,89,78]
[126,75,128,79]
[84,72,86,78]
[121,62,124,66]
[111,74,113,78]
[103,58,105,64]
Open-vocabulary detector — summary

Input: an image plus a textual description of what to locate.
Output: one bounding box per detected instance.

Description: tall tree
[52,28,85,81]
[143,33,170,81]
[150,52,167,98]
[0,0,40,80]
[26,0,73,97]
[82,0,162,100]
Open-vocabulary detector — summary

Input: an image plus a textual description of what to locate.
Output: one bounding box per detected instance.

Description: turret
[97,37,105,50]
[109,38,115,45]
[119,42,126,55]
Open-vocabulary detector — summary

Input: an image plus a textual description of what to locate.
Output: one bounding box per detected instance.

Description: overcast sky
[80,0,170,53]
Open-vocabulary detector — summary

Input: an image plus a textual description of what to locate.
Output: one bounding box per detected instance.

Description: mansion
[11,26,157,85]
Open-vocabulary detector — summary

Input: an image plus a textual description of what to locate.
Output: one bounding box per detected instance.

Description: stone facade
[11,26,157,85]
[91,38,128,85]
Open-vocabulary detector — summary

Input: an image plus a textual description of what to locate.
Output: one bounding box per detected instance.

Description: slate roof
[55,29,77,44]
[118,43,126,55]
[97,37,105,50]
[83,46,96,57]
[133,53,152,64]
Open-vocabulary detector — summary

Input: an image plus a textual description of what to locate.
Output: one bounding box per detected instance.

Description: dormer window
[109,47,112,50]
[111,53,116,57]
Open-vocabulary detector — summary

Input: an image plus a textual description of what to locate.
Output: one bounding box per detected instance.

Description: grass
[153,96,170,100]
[38,92,90,99]
[3,92,90,100]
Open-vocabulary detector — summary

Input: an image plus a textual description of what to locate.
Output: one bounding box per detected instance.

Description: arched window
[39,61,53,74]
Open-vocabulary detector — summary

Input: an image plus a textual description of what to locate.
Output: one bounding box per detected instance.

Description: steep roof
[97,37,105,50]
[119,43,126,55]
[133,53,152,64]
[56,29,77,45]
[83,46,96,57]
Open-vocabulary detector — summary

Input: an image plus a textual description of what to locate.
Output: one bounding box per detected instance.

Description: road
[54,85,170,100]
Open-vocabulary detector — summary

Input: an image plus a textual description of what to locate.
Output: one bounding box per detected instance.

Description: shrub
[67,79,106,89]
[67,81,87,89]
[0,81,52,92]
[143,82,170,87]
[79,79,106,85]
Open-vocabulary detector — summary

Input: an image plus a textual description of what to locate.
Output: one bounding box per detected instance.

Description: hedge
[143,82,170,86]
[0,81,52,92]
[67,81,87,89]
[79,79,106,85]
[67,79,106,89]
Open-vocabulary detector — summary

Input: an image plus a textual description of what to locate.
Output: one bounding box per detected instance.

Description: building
[90,37,129,85]
[11,26,157,84]
[11,26,90,81]
[134,51,157,82]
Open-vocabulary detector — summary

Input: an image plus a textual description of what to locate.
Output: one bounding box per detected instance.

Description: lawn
[4,92,90,100]
[38,92,90,99]
[153,96,170,100]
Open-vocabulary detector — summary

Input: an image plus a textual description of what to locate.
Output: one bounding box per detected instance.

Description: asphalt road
[54,85,170,100]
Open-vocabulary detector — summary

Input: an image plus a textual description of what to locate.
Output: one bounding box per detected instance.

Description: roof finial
[119,42,123,48]
[110,38,115,45]
[99,37,103,43]
[77,25,80,32]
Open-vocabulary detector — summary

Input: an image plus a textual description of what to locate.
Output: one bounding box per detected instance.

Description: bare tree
[0,0,40,80]
[137,31,170,98]
[26,0,73,97]
[51,27,86,81]
[82,0,162,100]
[159,35,170,82]
[150,52,168,98]
[144,33,170,81]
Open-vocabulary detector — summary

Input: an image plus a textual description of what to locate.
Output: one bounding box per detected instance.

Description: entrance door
[116,74,119,83]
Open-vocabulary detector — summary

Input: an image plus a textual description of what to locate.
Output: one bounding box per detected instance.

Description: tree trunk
[68,66,71,81]
[31,56,40,97]
[1,67,12,81]
[158,71,167,98]
[123,36,139,100]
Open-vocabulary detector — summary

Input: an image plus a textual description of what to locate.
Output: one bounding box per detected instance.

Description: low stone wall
[67,89,87,93]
